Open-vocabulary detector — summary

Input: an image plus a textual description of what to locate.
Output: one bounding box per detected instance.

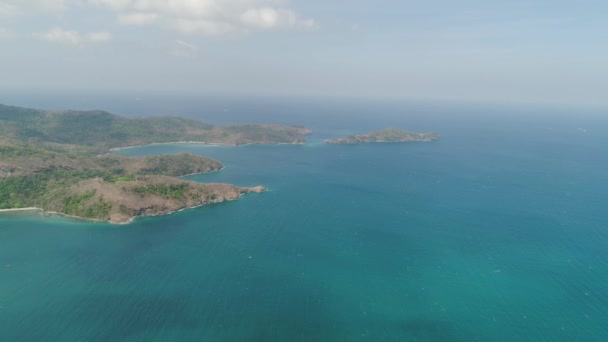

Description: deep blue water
[1,97,607,341]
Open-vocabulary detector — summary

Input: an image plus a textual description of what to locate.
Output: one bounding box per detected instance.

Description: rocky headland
[0,104,303,224]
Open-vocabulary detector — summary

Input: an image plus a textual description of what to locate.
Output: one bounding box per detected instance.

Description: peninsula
[0,104,311,223]
[325,128,439,144]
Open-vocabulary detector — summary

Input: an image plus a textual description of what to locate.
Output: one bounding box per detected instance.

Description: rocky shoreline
[0,186,266,224]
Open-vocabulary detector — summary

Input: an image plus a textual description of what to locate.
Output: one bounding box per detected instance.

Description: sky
[0,0,607,107]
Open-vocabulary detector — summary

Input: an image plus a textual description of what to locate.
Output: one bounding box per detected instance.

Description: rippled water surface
[1,98,607,341]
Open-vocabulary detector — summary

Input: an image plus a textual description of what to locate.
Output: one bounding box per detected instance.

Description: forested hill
[0,104,312,150]
[325,128,440,144]
[0,103,305,223]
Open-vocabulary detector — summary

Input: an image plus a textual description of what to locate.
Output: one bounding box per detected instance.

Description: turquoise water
[1,100,608,341]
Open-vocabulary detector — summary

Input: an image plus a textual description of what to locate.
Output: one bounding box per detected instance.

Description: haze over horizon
[1,0,607,107]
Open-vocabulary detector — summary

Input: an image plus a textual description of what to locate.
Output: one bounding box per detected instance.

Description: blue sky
[1,0,607,106]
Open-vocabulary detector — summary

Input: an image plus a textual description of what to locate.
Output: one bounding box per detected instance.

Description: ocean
[0,95,607,341]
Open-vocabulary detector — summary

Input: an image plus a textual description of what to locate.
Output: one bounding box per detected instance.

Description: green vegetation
[0,175,42,209]
[0,104,311,150]
[0,154,221,212]
[0,145,55,158]
[0,103,272,223]
[138,154,221,176]
[0,165,113,209]
[129,184,189,200]
[64,190,112,219]
[326,128,440,144]
[112,176,135,182]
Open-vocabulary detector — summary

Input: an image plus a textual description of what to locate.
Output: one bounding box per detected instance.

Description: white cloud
[87,31,112,42]
[298,18,317,31]
[34,27,112,46]
[0,27,15,40]
[34,27,81,45]
[175,18,235,35]
[3,0,69,13]
[240,7,317,31]
[88,0,126,11]
[241,7,287,29]
[0,3,18,18]
[118,12,158,26]
[89,0,317,36]
[170,39,200,57]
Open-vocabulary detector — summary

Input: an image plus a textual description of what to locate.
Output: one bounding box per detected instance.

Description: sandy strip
[0,207,42,213]
[108,141,304,152]
[109,141,232,152]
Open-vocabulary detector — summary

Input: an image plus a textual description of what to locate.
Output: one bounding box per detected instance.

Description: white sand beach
[0,207,41,213]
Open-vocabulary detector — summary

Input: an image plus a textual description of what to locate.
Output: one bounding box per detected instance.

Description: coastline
[0,207,114,224]
[178,166,225,179]
[0,103,301,227]
[325,139,439,144]
[0,188,264,225]
[0,207,42,213]
[108,140,306,153]
[0,204,212,225]
[109,141,233,152]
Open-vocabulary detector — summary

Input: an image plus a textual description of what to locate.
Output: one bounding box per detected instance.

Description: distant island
[0,104,311,223]
[325,128,439,144]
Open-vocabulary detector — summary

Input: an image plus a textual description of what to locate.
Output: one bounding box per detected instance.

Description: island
[325,128,439,144]
[0,104,311,224]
